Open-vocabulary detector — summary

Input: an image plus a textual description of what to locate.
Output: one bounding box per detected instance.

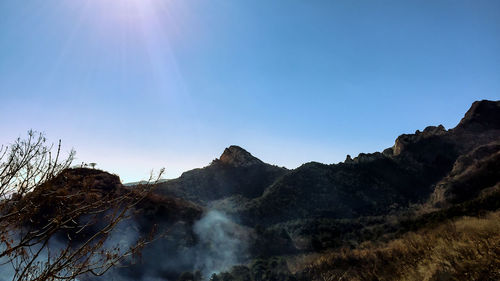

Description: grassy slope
[295,210,500,281]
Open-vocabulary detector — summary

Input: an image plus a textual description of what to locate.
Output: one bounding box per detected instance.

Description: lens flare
[61,0,192,102]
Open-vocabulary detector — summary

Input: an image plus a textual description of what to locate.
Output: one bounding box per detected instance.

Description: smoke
[0,233,76,281]
[0,210,248,281]
[80,210,248,281]
[0,246,15,281]
[0,210,142,281]
[101,213,141,256]
[193,210,248,278]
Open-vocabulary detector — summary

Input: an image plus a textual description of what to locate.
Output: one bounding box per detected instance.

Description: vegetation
[296,211,500,281]
[0,131,162,281]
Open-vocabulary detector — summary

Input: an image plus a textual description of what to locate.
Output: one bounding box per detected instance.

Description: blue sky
[0,0,499,182]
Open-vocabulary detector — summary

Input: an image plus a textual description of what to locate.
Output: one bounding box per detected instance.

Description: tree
[0,130,163,281]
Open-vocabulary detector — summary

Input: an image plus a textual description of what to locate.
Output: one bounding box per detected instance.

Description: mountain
[207,100,500,281]
[156,101,500,228]
[155,145,288,204]
[234,101,500,226]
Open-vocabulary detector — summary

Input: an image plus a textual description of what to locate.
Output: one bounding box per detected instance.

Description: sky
[0,0,499,182]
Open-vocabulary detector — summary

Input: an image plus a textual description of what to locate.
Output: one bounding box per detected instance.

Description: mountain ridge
[155,100,500,228]
[156,146,288,204]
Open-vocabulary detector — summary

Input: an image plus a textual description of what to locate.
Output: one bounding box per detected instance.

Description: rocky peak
[456,100,500,131]
[393,125,447,156]
[218,145,263,167]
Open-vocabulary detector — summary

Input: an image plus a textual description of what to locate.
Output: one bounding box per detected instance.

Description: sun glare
[83,0,163,26]
[58,0,192,104]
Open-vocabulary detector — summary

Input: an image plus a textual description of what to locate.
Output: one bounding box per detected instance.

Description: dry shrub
[299,211,500,281]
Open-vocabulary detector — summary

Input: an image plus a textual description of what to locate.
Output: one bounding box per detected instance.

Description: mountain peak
[218,145,263,167]
[456,100,500,131]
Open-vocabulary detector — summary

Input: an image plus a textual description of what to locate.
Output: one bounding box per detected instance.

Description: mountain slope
[208,100,500,281]
[226,100,500,226]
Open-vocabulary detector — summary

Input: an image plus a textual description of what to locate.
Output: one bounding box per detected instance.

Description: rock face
[393,125,447,156]
[455,100,500,131]
[219,145,264,167]
[429,142,500,207]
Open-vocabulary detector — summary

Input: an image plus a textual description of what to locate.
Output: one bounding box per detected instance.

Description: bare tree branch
[0,130,164,281]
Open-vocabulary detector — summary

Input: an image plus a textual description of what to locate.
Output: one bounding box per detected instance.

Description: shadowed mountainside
[19,168,203,228]
[204,100,500,281]
[157,100,500,228]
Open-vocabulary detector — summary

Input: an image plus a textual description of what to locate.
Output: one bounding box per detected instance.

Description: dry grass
[297,211,500,281]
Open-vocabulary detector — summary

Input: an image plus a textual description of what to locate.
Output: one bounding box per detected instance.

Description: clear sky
[1,0,499,182]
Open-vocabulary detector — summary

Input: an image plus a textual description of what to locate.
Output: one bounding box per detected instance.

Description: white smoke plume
[79,210,248,281]
[193,210,248,278]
